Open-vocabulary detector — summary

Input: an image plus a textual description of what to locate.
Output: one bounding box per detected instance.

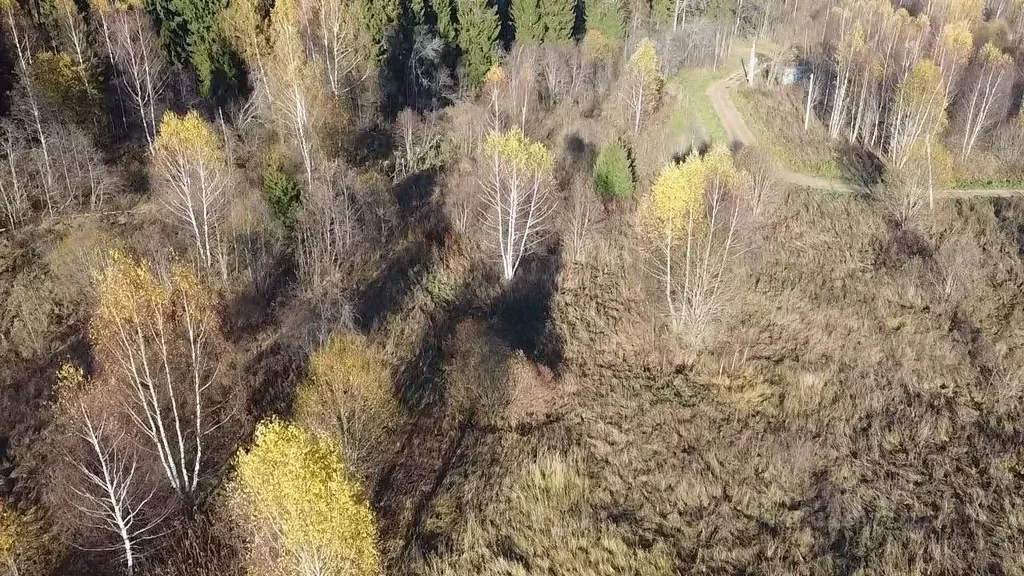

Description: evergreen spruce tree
[359,0,400,64]
[650,0,672,27]
[173,0,238,97]
[585,0,625,43]
[540,0,575,43]
[457,0,499,88]
[435,0,457,41]
[512,0,544,44]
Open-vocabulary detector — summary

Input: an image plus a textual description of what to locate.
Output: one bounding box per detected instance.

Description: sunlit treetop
[32,51,96,119]
[0,503,48,575]
[484,65,507,87]
[220,0,269,59]
[88,0,143,13]
[627,38,661,78]
[938,21,973,65]
[156,110,226,165]
[485,127,554,174]
[95,249,169,328]
[944,0,983,24]
[230,418,383,576]
[642,152,708,237]
[54,363,92,424]
[979,41,1012,67]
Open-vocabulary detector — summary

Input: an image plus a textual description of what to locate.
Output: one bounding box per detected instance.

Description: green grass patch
[668,69,728,145]
[732,86,845,181]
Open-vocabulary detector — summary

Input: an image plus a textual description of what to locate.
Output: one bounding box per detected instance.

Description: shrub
[262,162,301,228]
[228,419,382,576]
[593,139,635,199]
[293,333,399,470]
[2,269,55,358]
[425,452,672,575]
[0,503,52,575]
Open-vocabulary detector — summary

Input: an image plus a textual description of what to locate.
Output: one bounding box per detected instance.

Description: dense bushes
[593,139,634,199]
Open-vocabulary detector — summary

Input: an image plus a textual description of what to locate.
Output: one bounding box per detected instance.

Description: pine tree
[593,139,634,198]
[512,0,544,44]
[540,0,576,43]
[457,0,499,88]
[583,0,624,55]
[435,0,457,41]
[172,0,237,97]
[359,0,400,64]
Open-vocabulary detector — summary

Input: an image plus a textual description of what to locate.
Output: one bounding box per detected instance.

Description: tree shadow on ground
[839,143,885,188]
[354,169,447,332]
[491,241,565,375]
[221,248,296,345]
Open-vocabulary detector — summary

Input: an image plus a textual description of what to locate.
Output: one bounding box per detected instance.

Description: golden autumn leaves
[88,249,387,574]
[229,419,382,576]
[639,143,735,238]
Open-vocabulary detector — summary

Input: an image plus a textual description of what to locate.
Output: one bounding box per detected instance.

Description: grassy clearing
[948,149,1024,190]
[668,69,728,146]
[732,86,845,180]
[665,45,750,148]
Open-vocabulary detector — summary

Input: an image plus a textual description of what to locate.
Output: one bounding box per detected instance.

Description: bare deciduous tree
[69,409,165,575]
[297,160,359,296]
[154,111,231,269]
[0,119,30,229]
[958,42,1013,162]
[93,253,227,500]
[108,7,166,151]
[480,128,556,281]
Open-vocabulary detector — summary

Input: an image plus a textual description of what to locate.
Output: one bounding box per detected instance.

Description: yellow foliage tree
[94,250,221,498]
[294,333,399,467]
[154,110,230,269]
[639,144,739,341]
[480,127,555,280]
[890,59,947,169]
[229,418,383,576]
[0,503,50,575]
[623,38,663,133]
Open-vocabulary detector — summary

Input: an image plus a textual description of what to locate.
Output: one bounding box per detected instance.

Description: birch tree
[639,144,740,344]
[227,419,382,576]
[154,111,231,269]
[107,4,167,152]
[889,59,947,169]
[266,0,327,189]
[480,127,555,281]
[3,0,62,218]
[958,42,1013,162]
[69,409,165,575]
[93,252,224,500]
[623,38,663,134]
[0,120,30,229]
[41,0,96,90]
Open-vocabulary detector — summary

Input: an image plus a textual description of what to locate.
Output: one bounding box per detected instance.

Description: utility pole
[804,73,815,131]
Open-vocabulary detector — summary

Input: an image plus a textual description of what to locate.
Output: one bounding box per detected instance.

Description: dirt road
[705,76,1020,199]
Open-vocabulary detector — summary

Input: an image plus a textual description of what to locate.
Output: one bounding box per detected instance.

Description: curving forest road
[706,74,1022,199]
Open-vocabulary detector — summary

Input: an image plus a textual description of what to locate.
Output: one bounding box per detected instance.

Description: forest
[4,0,1024,573]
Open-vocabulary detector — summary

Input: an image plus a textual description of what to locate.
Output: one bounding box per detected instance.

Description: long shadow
[245,338,309,422]
[221,247,296,344]
[491,240,566,374]
[354,169,448,332]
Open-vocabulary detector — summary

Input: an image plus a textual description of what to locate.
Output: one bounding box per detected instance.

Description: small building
[778,65,813,86]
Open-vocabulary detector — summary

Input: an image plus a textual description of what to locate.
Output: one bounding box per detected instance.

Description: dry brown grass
[397,188,1024,574]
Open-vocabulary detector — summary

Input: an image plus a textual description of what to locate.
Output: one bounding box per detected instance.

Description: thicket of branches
[1,0,1024,573]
